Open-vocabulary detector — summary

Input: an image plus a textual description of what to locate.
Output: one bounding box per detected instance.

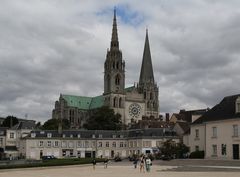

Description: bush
[189,150,204,159]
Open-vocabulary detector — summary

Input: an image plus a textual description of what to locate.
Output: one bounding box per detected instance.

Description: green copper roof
[62,95,104,110]
[125,86,134,92]
[90,95,104,109]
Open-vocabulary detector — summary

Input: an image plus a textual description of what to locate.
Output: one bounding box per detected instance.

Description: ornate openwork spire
[110,8,119,50]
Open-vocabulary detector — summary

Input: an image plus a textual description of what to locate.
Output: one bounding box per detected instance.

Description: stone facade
[52,10,159,127]
[185,94,240,160]
[21,129,179,160]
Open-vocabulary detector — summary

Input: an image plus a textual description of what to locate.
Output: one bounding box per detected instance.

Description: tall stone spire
[110,8,119,50]
[139,29,154,85]
[104,8,125,95]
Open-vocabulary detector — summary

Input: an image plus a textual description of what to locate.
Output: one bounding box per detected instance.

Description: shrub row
[0,158,104,170]
[189,150,205,159]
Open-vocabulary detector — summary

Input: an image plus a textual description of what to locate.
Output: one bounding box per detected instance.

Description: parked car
[114,156,122,162]
[42,155,57,160]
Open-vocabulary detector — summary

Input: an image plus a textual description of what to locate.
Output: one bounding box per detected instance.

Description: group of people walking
[91,155,152,172]
[134,155,152,173]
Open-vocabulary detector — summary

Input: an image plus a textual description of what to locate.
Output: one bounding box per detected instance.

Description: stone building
[185,94,240,160]
[20,128,179,160]
[52,9,159,128]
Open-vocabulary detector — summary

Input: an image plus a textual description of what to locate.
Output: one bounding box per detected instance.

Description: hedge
[189,150,205,159]
[0,158,104,170]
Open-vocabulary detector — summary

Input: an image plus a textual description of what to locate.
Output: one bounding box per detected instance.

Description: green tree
[159,139,176,157]
[159,140,189,159]
[175,142,189,158]
[83,106,122,130]
[41,118,70,130]
[1,116,19,128]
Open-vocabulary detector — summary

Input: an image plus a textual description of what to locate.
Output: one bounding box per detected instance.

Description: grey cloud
[0,0,240,121]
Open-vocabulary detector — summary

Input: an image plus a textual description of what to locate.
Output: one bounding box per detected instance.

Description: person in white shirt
[145,157,152,172]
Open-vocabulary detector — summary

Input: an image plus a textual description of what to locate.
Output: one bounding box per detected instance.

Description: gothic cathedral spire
[139,29,155,85]
[104,9,125,95]
[111,8,119,50]
[138,29,159,117]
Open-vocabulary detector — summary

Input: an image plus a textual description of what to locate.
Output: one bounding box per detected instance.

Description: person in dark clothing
[92,159,96,170]
[104,158,109,169]
[133,158,138,169]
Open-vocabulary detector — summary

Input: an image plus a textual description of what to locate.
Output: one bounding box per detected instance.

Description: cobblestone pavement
[1,159,240,177]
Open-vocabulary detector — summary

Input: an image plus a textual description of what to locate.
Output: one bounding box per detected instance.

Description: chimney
[165,113,169,122]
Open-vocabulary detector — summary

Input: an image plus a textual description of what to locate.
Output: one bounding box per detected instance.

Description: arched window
[116,62,119,69]
[119,97,122,108]
[150,92,153,100]
[113,97,117,107]
[112,62,115,69]
[144,91,146,99]
[147,101,150,108]
[115,74,120,85]
[107,74,111,91]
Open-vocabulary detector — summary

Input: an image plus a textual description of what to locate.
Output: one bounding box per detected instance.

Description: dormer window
[31,133,36,138]
[70,134,73,138]
[47,133,52,138]
[236,97,240,113]
[77,134,81,138]
[92,134,95,138]
[112,134,116,138]
[99,134,102,138]
[62,134,66,138]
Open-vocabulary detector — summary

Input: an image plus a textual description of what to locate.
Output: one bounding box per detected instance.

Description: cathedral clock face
[129,103,141,118]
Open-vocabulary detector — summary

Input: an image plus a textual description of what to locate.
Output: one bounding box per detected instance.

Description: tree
[159,139,176,157]
[83,106,122,130]
[175,142,189,158]
[1,116,19,128]
[41,118,70,130]
[159,140,189,159]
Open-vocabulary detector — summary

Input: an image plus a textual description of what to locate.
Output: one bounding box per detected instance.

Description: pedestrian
[92,158,96,170]
[133,158,138,169]
[139,156,145,173]
[145,157,152,172]
[104,158,109,169]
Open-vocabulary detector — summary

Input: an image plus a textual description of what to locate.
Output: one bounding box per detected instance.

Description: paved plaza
[1,160,240,177]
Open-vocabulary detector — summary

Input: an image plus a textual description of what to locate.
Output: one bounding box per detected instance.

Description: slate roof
[193,94,240,124]
[11,121,36,130]
[27,128,177,139]
[176,121,190,134]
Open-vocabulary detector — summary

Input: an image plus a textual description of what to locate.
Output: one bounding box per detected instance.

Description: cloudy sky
[1,0,240,123]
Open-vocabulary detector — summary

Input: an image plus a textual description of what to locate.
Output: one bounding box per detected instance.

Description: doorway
[233,144,239,160]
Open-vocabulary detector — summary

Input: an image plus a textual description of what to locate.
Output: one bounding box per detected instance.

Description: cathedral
[52,10,159,128]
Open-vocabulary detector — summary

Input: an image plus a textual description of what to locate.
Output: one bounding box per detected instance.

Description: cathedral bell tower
[103,9,126,123]
[104,9,125,94]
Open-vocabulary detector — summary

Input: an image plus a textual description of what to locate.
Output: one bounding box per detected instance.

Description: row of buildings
[0,94,240,160]
[0,123,179,160]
